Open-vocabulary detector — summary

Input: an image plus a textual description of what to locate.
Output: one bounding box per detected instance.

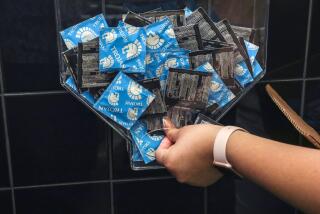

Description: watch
[213,126,247,175]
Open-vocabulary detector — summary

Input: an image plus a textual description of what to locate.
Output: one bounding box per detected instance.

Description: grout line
[108,128,115,214]
[300,0,314,118]
[102,0,106,16]
[113,176,174,184]
[13,180,111,190]
[11,176,174,191]
[203,187,208,214]
[259,76,320,84]
[4,90,67,97]
[0,187,11,192]
[53,0,65,76]
[298,0,314,151]
[0,50,17,214]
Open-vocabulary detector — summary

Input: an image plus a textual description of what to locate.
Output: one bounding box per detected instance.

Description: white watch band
[213,126,247,170]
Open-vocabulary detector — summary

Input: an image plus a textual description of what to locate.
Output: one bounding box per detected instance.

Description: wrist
[226,130,249,167]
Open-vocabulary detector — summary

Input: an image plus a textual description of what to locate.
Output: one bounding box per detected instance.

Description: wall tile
[307,0,320,77]
[265,0,309,80]
[114,179,204,214]
[0,0,61,92]
[15,183,110,214]
[6,94,109,186]
[207,176,235,214]
[57,0,102,30]
[0,100,10,188]
[0,191,13,214]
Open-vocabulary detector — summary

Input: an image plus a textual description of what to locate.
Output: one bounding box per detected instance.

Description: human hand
[156,118,224,187]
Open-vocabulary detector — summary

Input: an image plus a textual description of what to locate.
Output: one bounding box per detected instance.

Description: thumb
[155,137,173,165]
[163,118,179,142]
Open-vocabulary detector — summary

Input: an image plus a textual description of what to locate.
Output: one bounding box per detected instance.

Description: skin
[156,118,320,214]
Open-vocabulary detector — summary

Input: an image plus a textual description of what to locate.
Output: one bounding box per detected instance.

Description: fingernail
[162,118,168,128]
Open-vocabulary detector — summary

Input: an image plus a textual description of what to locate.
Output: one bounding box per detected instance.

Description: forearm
[227,131,320,214]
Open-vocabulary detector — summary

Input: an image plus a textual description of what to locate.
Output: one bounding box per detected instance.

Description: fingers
[163,118,179,142]
[155,137,173,165]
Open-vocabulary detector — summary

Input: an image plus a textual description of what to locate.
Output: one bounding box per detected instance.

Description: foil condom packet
[174,24,203,51]
[165,68,212,110]
[145,49,191,90]
[78,38,117,89]
[62,48,80,90]
[130,121,164,164]
[141,10,186,27]
[168,106,201,128]
[186,7,225,42]
[189,48,241,95]
[99,22,147,73]
[234,40,262,87]
[139,78,167,134]
[146,17,179,52]
[93,72,155,130]
[215,20,253,73]
[123,11,152,27]
[231,25,256,43]
[195,62,235,108]
[60,14,108,49]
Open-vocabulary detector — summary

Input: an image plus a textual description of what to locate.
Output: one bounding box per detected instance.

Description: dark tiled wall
[0,0,318,214]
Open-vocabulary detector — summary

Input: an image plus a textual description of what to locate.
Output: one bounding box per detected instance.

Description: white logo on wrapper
[122,40,143,60]
[107,92,120,106]
[146,95,154,105]
[250,56,255,65]
[64,39,75,49]
[246,42,258,51]
[156,65,164,77]
[235,64,245,76]
[146,148,156,159]
[76,27,97,42]
[147,32,164,49]
[145,54,153,65]
[203,62,215,72]
[149,135,163,141]
[165,58,178,69]
[127,108,138,121]
[165,28,176,38]
[210,81,222,92]
[128,81,142,100]
[104,29,117,43]
[100,55,114,69]
[125,23,139,35]
[227,92,236,101]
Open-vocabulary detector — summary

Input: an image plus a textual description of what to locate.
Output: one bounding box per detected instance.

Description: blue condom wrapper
[145,49,191,89]
[245,40,259,65]
[60,14,108,49]
[130,121,164,164]
[234,61,254,87]
[131,140,143,162]
[234,41,260,87]
[146,17,179,52]
[253,60,263,78]
[195,62,235,107]
[99,22,147,73]
[65,77,95,105]
[184,7,193,17]
[93,72,155,130]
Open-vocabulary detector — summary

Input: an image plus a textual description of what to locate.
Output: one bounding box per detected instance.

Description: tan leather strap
[265,84,320,149]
